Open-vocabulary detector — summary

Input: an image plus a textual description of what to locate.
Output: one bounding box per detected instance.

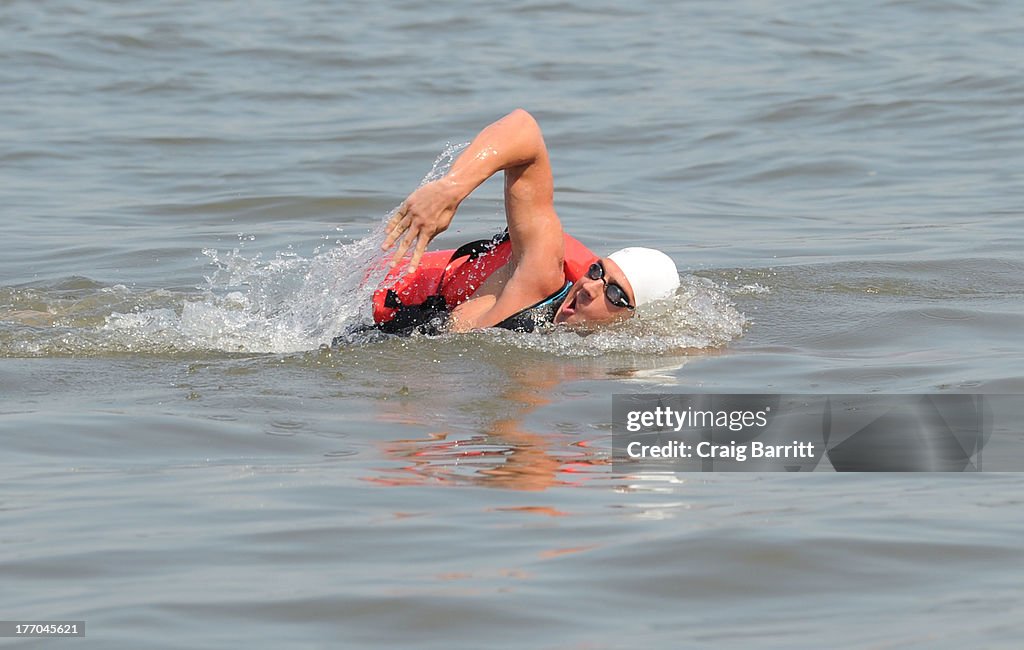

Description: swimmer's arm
[447,259,562,332]
[382,109,563,276]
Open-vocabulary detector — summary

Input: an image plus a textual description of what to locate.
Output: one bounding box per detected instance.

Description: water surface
[2,0,1023,647]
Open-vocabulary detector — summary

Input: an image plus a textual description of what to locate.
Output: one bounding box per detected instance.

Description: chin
[555,313,601,333]
[554,307,588,327]
[553,311,581,329]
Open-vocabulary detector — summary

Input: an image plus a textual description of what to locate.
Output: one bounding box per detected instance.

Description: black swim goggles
[586,261,635,310]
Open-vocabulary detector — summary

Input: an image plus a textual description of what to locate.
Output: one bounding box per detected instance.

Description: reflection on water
[369,431,602,491]
[5,0,1024,645]
[367,355,697,491]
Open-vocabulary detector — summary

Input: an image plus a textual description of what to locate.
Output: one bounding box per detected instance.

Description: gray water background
[2,0,1023,647]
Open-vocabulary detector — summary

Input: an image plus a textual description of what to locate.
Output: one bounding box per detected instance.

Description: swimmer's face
[553,257,636,328]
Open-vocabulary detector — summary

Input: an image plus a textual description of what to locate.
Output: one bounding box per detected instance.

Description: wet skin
[554,257,636,328]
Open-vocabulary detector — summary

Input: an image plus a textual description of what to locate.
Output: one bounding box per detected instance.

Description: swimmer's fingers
[389,225,420,270]
[406,234,431,274]
[390,218,440,273]
[381,203,409,251]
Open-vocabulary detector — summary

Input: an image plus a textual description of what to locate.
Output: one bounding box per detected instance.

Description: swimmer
[379,109,679,334]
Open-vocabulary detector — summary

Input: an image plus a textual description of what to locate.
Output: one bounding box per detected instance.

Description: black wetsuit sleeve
[493,281,571,333]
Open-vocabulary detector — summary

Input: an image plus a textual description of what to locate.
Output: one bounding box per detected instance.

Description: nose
[579,277,603,303]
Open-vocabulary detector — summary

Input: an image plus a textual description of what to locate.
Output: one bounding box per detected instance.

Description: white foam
[96,142,744,355]
[100,143,473,354]
[489,275,745,356]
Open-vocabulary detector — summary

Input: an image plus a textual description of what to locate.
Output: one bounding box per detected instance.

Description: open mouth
[556,293,578,322]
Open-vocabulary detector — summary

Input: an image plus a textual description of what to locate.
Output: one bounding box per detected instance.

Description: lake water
[2,0,1023,647]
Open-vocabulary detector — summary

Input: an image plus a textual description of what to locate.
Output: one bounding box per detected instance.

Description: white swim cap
[607,247,680,307]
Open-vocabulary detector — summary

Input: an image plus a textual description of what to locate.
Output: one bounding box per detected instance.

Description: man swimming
[378,109,679,333]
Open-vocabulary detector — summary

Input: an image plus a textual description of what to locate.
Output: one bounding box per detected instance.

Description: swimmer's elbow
[507,108,541,133]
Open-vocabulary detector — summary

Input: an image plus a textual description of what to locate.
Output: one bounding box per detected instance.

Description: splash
[99,142,472,354]
[477,275,746,356]
[102,229,390,353]
[2,141,744,357]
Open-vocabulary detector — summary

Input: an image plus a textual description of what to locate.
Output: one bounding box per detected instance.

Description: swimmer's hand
[382,179,462,274]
